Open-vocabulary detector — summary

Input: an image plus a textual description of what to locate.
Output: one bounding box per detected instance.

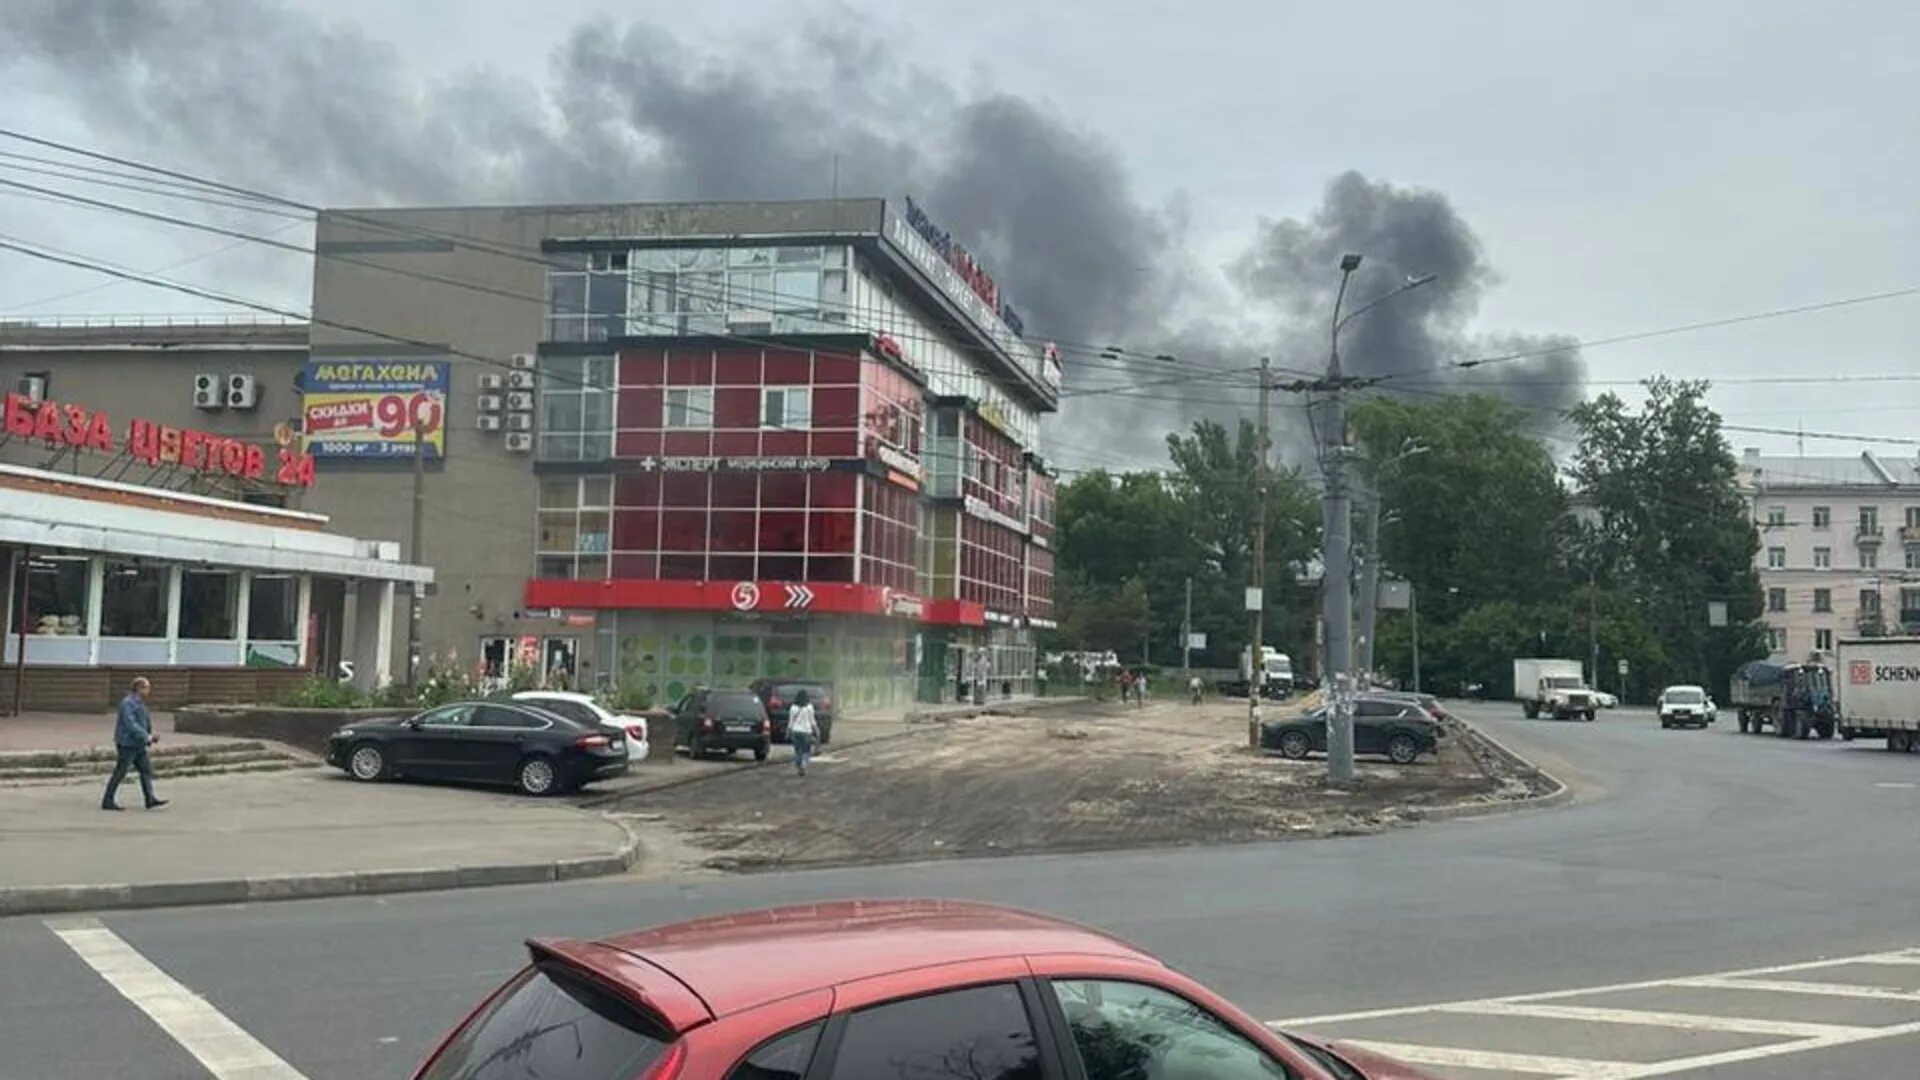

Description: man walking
[787,689,819,777]
[102,676,167,811]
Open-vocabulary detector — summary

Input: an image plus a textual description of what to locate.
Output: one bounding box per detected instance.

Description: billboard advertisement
[301,360,448,459]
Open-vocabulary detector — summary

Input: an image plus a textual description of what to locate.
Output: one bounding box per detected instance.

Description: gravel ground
[616,699,1550,872]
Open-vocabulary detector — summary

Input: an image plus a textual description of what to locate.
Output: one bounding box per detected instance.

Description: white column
[235,570,252,666]
[164,565,183,665]
[371,581,395,687]
[295,574,313,668]
[85,555,105,665]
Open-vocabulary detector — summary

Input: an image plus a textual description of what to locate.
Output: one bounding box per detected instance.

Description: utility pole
[1182,576,1193,681]
[1356,481,1382,681]
[1410,583,1421,694]
[1588,565,1600,690]
[1247,356,1271,747]
[407,418,428,687]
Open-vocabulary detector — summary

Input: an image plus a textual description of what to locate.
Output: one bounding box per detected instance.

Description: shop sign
[635,455,831,472]
[871,441,922,481]
[300,360,449,459]
[984,609,1016,626]
[882,588,925,619]
[964,494,1028,535]
[885,202,1048,387]
[2,392,316,488]
[1031,617,1060,631]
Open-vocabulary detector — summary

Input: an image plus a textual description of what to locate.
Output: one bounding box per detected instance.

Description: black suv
[670,688,772,761]
[748,679,835,744]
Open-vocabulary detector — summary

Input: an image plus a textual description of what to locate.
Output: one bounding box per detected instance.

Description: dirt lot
[615,699,1554,873]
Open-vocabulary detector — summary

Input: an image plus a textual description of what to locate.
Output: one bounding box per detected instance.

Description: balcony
[1857,524,1884,546]
[1902,524,1920,545]
[1857,610,1887,635]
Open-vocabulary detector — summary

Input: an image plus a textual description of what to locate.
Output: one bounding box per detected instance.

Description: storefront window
[24,554,89,635]
[537,477,614,579]
[101,561,168,637]
[248,575,299,640]
[181,570,237,639]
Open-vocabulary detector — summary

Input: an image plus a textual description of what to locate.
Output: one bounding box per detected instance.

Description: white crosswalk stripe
[49,917,310,1080]
[1274,944,1920,1079]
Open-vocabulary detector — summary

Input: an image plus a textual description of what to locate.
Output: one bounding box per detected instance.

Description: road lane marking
[1271,945,1920,1025]
[48,917,309,1080]
[1433,1000,1872,1039]
[1598,1017,1920,1079]
[1335,1040,1625,1075]
[1670,975,1920,1001]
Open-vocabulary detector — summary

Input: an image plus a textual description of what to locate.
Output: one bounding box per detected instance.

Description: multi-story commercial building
[2,197,1060,713]
[1741,449,1920,663]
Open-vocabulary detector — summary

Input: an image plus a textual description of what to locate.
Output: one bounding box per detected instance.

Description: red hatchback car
[413,899,1433,1080]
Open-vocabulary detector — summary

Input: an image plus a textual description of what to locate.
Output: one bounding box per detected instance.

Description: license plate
[725,721,753,732]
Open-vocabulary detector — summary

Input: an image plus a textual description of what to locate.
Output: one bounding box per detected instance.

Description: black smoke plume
[2,3,1579,466]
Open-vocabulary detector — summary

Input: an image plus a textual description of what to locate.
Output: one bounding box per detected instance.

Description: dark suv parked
[670,688,773,760]
[749,679,835,743]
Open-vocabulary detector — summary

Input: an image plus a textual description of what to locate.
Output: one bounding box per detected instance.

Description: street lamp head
[1339,253,1363,272]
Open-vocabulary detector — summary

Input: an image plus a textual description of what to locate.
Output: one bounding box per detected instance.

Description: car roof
[514,690,597,704]
[584,899,1155,1019]
[1663,684,1707,693]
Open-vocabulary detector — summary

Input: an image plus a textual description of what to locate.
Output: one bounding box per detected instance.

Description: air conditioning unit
[478,374,504,391]
[477,394,503,413]
[505,391,534,411]
[476,414,503,432]
[16,373,47,403]
[193,373,223,409]
[510,353,537,370]
[225,373,258,409]
[506,370,536,390]
[506,414,534,432]
[504,432,533,452]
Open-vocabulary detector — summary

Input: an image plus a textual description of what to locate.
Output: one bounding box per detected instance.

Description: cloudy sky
[3,0,1917,471]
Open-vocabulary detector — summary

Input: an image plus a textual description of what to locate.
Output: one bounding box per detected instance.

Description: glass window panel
[547,316,586,342]
[548,273,587,315]
[247,575,299,640]
[539,511,580,553]
[180,570,237,639]
[713,472,759,508]
[550,251,589,271]
[661,511,707,551]
[759,512,807,552]
[760,554,804,581]
[662,473,709,507]
[578,512,611,553]
[613,509,659,551]
[660,554,706,580]
[539,478,577,509]
[101,561,168,638]
[711,512,758,553]
[576,556,609,581]
[809,513,856,554]
[25,555,90,634]
[580,476,613,507]
[762,473,807,508]
[730,247,775,268]
[812,473,857,509]
[809,557,854,583]
[588,272,627,315]
[776,246,821,264]
[538,555,575,579]
[775,270,818,312]
[709,555,755,581]
[827,984,1039,1080]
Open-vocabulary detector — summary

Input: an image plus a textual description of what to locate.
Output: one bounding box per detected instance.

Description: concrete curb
[0,811,645,919]
[1409,718,1573,823]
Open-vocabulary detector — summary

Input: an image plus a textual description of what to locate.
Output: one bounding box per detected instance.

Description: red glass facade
[556,343,1051,628]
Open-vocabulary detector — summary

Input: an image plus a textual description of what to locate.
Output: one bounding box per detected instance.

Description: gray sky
[4,0,1917,471]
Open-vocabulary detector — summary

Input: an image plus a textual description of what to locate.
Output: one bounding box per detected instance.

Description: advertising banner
[301,360,449,459]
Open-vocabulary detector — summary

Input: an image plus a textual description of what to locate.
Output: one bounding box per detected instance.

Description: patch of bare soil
[622,702,1551,873]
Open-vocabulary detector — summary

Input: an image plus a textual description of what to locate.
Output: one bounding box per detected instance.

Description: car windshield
[1666,688,1705,704]
[775,684,829,702]
[1547,676,1584,688]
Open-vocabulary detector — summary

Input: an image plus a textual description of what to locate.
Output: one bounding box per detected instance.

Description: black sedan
[1260,696,1440,765]
[325,700,630,796]
[748,679,835,743]
[670,687,773,760]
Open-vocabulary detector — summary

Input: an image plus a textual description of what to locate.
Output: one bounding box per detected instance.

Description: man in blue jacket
[102,676,168,811]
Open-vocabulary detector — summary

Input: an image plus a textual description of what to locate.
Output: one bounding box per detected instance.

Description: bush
[599,684,654,713]
[278,677,369,709]
[371,683,419,708]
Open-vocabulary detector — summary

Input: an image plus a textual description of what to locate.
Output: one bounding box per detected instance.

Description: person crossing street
[787,689,820,777]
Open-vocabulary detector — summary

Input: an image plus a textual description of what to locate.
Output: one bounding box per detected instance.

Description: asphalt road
[5,702,1919,1079]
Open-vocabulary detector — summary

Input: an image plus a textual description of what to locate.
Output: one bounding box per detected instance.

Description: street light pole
[1321,259,1435,783]
[1410,582,1420,695]
[1247,356,1271,747]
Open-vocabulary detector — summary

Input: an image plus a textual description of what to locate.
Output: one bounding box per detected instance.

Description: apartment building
[1742,449,1920,663]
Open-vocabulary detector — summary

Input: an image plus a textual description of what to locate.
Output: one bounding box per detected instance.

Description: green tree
[1567,377,1766,696]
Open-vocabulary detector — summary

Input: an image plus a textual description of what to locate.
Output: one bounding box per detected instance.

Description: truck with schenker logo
[1834,638,1920,753]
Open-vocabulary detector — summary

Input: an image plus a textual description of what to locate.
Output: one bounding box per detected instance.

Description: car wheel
[347,742,389,782]
[1661,718,1672,729]
[1817,720,1835,740]
[1386,733,1420,765]
[1523,703,1539,719]
[1277,730,1311,759]
[1584,710,1596,722]
[1737,713,1750,734]
[753,741,770,763]
[516,755,559,796]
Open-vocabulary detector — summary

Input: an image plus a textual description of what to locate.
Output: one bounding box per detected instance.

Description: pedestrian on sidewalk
[102,676,168,811]
[787,690,819,776]
[1137,672,1150,706]
[1118,669,1135,704]
[1189,674,1203,705]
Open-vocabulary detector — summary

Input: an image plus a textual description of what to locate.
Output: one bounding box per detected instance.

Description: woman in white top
[787,690,819,776]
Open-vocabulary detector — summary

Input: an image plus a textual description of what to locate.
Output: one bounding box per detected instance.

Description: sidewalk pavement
[0,768,635,917]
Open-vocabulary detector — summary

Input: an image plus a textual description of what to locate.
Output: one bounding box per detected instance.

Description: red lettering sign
[2,393,312,488]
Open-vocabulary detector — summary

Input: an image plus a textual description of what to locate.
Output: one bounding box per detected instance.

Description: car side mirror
[405,718,422,730]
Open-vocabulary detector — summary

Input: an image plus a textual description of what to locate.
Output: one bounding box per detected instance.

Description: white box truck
[1514,658,1597,721]
[1835,638,1920,752]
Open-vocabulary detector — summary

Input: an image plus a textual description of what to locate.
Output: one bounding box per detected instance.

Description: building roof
[596,899,1151,1017]
[0,315,308,352]
[1741,450,1920,490]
